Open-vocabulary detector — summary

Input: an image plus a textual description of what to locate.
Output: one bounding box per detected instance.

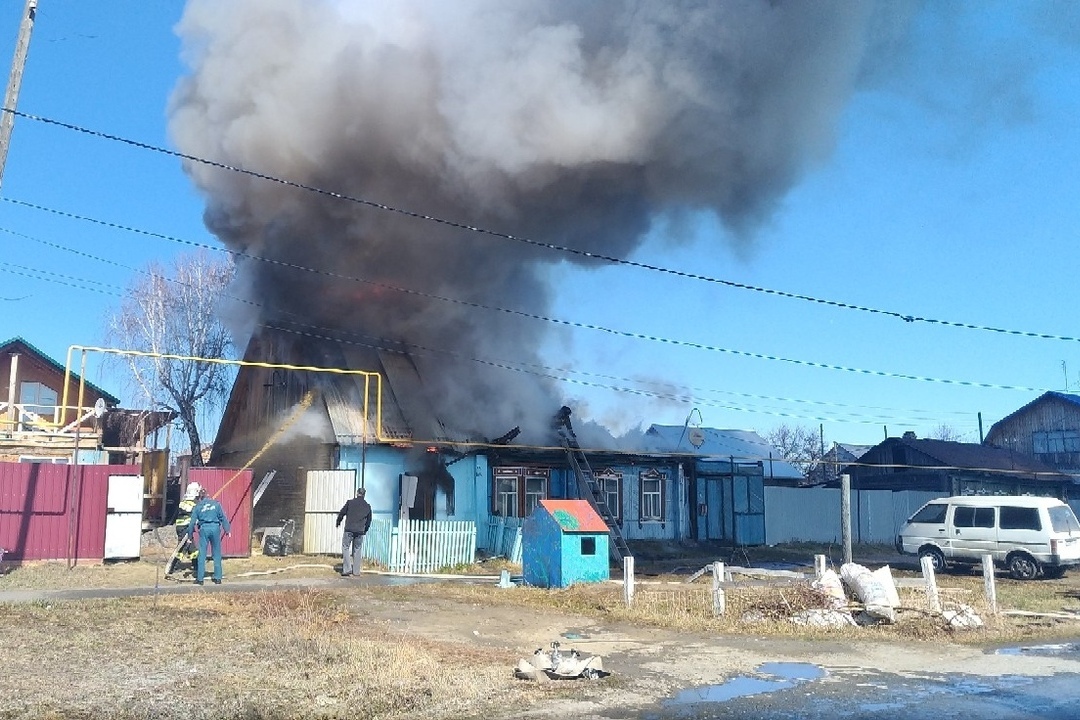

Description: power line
[0,247,992,430]
[7,108,1080,346]
[0,204,1055,396]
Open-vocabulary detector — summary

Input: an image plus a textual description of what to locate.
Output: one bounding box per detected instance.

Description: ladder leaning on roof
[552,406,631,564]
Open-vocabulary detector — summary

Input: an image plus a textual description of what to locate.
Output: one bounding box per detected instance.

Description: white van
[896,495,1080,580]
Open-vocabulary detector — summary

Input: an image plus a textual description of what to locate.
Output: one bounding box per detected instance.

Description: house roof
[537,499,609,533]
[833,443,872,461]
[0,337,119,405]
[986,391,1080,439]
[849,436,1068,478]
[640,425,803,479]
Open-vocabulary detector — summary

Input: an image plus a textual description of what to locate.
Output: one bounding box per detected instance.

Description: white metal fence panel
[766,487,949,545]
[765,487,841,544]
[304,470,356,554]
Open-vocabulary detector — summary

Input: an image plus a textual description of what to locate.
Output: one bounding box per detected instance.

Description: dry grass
[0,589,569,720]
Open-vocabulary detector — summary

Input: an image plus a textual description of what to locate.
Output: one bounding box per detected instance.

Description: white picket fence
[364,518,477,573]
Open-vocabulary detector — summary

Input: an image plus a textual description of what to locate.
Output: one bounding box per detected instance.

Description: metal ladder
[553,407,632,564]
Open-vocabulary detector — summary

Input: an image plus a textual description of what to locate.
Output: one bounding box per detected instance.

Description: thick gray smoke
[169,0,907,441]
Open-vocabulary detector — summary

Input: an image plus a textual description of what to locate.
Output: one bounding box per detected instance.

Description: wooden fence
[486,516,522,563]
[364,518,477,573]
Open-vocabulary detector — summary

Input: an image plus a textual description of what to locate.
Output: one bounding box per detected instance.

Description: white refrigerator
[104,474,143,559]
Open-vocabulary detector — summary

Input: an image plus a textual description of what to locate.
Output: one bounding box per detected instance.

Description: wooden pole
[982,553,998,616]
[920,555,941,613]
[712,560,726,616]
[623,555,635,606]
[0,0,37,191]
[840,473,852,565]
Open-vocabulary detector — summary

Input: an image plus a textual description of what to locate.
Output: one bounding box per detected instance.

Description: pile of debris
[514,642,609,681]
[790,562,983,630]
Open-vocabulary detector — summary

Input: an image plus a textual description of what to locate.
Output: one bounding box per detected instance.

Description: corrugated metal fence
[0,463,131,562]
[364,517,477,573]
[765,486,943,545]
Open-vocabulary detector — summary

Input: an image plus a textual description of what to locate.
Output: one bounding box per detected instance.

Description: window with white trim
[492,467,549,518]
[595,469,622,523]
[639,468,665,522]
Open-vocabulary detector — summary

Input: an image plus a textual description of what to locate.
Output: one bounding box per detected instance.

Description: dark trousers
[342,531,365,575]
[197,524,224,582]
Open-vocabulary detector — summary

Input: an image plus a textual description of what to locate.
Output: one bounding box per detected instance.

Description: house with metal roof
[840,432,1072,498]
[210,328,803,559]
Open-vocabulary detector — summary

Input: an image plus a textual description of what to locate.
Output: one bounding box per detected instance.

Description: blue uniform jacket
[191,497,232,535]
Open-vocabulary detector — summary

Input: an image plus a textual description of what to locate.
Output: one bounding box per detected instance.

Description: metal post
[5,351,18,433]
[0,0,37,191]
[840,473,852,565]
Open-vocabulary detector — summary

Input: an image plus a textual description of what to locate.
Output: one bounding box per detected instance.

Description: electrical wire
[7,108,1080,346]
[0,203,1056,396]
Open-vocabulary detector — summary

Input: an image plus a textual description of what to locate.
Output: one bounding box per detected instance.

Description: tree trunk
[179,405,204,467]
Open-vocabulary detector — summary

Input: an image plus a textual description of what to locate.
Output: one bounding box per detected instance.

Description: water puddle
[994,642,1080,657]
[666,662,826,706]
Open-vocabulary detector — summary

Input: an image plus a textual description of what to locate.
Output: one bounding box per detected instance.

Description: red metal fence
[189,467,253,558]
[0,463,255,563]
[0,463,132,562]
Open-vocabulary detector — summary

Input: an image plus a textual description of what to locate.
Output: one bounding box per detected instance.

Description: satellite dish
[688,427,705,448]
[93,398,107,418]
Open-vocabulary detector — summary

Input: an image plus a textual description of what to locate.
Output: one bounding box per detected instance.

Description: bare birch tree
[107,251,235,465]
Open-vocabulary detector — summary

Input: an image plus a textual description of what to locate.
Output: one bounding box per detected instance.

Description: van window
[910,503,947,524]
[953,506,994,528]
[999,506,1041,531]
[1049,506,1080,533]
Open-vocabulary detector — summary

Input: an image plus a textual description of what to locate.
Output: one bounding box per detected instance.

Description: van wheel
[919,547,946,573]
[1007,553,1040,581]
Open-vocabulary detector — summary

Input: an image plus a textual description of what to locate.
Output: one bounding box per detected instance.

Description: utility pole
[0,0,37,192]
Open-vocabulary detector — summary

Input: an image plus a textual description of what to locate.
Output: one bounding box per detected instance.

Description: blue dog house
[522,499,610,588]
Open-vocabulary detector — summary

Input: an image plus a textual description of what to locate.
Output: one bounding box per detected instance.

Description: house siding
[986,395,1080,471]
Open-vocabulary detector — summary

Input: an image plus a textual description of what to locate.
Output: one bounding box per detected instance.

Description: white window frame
[596,470,622,523]
[639,468,665,522]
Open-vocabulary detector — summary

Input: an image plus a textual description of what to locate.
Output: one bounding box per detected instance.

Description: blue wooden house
[211,328,802,566]
[522,499,610,588]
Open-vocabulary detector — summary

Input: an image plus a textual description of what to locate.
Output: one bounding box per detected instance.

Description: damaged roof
[641,425,803,479]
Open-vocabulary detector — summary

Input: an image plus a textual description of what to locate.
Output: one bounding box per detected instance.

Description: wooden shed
[522,499,609,588]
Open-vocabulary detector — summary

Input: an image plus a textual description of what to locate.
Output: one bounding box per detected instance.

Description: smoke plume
[169,0,904,441]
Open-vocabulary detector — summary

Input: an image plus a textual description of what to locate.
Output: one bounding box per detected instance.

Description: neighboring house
[764,432,1072,546]
[0,336,120,463]
[210,328,804,554]
[985,391,1080,473]
[841,432,1072,498]
[815,443,872,485]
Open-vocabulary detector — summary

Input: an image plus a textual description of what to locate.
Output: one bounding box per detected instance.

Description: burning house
[173,3,908,558]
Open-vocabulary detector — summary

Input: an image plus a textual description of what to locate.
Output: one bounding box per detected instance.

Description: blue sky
[2,1,1079,449]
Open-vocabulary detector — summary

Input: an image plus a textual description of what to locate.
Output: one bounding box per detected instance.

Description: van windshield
[909,503,947,524]
[1049,505,1080,533]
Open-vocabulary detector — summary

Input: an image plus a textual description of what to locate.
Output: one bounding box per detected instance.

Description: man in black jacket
[335,487,372,577]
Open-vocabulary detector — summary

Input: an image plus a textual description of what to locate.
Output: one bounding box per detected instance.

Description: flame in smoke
[168,0,912,440]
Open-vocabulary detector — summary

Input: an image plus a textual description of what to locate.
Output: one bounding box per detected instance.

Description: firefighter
[166,482,202,576]
[190,487,232,585]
